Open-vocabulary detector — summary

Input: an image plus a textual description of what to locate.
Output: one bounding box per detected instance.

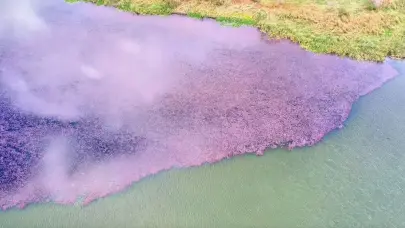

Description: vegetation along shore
[65,0,405,62]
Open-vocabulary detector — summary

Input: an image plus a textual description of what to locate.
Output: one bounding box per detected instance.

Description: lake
[1,1,405,227]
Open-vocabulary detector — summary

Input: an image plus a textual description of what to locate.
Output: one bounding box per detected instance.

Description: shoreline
[66,0,405,62]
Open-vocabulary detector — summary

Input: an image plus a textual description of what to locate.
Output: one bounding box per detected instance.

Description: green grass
[187,12,205,19]
[216,16,257,26]
[126,2,174,15]
[65,0,405,62]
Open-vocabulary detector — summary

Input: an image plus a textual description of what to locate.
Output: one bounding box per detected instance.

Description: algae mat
[0,0,398,207]
[0,62,404,227]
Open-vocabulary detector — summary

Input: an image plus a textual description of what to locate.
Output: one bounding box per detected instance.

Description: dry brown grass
[68,0,405,61]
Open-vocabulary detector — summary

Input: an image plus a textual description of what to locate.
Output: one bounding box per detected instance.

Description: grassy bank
[66,0,405,62]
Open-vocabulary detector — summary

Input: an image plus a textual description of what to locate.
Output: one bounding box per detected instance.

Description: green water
[1,61,404,228]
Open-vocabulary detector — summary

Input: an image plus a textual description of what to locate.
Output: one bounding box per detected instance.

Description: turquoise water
[0,61,404,227]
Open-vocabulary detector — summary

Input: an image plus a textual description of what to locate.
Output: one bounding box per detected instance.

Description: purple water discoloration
[0,0,399,209]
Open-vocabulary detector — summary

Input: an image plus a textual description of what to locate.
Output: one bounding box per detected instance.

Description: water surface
[1,61,404,227]
[1,1,405,227]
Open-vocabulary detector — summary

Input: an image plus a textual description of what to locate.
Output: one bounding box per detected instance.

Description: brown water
[1,0,405,227]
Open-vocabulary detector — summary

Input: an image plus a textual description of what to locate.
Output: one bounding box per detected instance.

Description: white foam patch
[118,38,141,54]
[0,0,48,37]
[81,65,103,80]
[40,137,71,200]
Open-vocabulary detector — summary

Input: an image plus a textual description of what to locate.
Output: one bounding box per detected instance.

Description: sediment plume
[0,0,398,209]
